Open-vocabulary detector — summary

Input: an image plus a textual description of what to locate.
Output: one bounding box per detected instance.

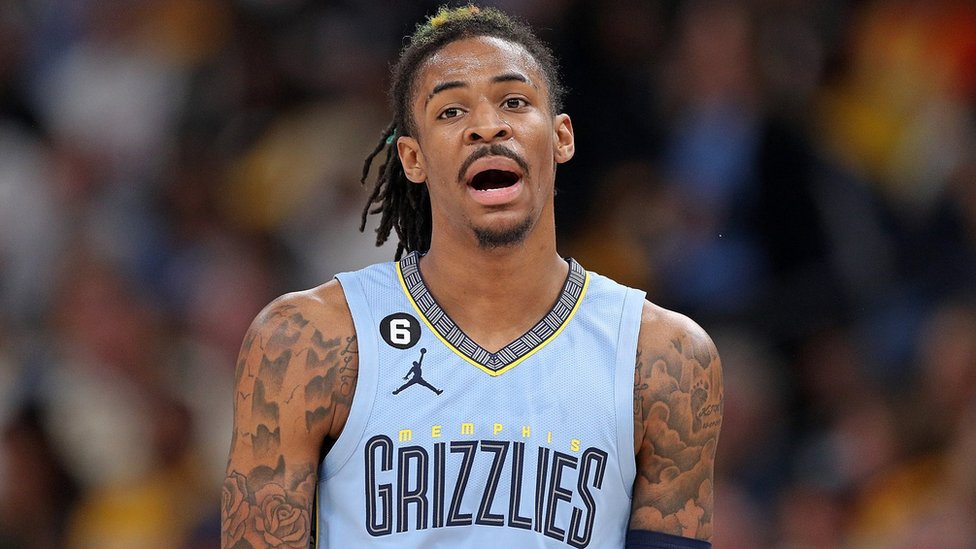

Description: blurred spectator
[0,124,68,325]
[0,405,79,549]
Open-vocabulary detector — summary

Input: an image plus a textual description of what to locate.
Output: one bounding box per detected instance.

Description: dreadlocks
[359,4,566,260]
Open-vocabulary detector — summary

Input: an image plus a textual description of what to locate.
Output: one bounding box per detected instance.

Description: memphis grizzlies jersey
[317,252,645,548]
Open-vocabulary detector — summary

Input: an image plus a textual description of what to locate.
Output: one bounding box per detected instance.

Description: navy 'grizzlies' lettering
[447,440,478,527]
[364,439,607,547]
[535,446,549,533]
[476,441,509,526]
[508,441,532,530]
[432,442,446,528]
[568,448,608,548]
[365,435,394,536]
[397,446,429,532]
[545,452,577,541]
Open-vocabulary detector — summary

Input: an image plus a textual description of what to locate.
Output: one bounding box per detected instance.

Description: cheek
[423,153,453,186]
[532,132,557,170]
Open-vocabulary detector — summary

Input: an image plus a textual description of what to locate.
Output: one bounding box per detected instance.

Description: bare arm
[221,282,357,548]
[631,302,723,541]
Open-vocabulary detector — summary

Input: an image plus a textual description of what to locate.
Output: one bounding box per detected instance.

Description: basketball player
[222,6,722,548]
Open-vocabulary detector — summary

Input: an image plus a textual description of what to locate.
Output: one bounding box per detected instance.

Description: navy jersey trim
[396,251,588,375]
[625,530,711,548]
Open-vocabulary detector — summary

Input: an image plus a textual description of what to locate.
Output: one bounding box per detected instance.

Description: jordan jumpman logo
[392,348,443,395]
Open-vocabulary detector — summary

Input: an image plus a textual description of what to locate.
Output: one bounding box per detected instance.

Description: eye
[437,107,463,119]
[504,97,528,109]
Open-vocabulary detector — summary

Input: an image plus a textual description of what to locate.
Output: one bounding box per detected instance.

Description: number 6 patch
[379,313,421,349]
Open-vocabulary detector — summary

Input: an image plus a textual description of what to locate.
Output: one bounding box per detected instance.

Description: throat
[412,252,572,353]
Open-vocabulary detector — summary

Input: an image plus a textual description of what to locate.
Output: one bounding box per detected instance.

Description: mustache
[457,143,530,184]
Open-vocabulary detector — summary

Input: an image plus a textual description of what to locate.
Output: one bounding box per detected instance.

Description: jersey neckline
[395,251,590,376]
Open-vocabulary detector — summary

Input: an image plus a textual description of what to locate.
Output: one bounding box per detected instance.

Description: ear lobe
[396,136,427,183]
[553,114,575,164]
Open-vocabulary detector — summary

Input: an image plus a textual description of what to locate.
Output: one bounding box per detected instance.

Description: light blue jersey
[317,252,645,548]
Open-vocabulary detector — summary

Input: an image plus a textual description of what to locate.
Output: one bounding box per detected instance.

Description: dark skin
[631,303,723,539]
[221,36,722,548]
[221,290,356,549]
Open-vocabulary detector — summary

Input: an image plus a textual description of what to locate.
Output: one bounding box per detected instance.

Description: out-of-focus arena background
[0,1,974,547]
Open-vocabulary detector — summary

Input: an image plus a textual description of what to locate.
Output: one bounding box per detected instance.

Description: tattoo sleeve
[222,299,358,548]
[631,322,723,540]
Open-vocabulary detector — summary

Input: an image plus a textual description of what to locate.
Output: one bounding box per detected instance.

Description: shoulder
[251,279,354,338]
[233,279,359,441]
[237,278,358,399]
[235,278,358,392]
[638,300,704,339]
[636,301,716,359]
[632,299,724,456]
[633,300,722,423]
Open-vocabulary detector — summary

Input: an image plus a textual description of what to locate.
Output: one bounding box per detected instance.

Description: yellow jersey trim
[395,255,590,377]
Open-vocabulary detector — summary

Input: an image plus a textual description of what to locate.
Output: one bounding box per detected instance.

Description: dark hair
[359,4,565,259]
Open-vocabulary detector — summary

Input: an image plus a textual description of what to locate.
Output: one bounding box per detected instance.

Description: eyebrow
[424,72,534,106]
[426,80,466,106]
[492,72,530,86]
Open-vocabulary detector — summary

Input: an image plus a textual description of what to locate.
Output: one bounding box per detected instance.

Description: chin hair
[474,217,534,249]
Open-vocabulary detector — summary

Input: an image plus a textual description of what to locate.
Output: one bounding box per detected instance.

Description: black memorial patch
[380,312,421,349]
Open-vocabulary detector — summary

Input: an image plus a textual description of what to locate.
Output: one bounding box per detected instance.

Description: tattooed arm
[222,281,358,549]
[631,301,723,541]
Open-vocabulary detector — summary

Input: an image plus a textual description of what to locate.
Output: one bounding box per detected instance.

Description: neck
[417,224,568,351]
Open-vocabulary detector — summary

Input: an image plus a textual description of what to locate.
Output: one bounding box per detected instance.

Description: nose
[464,102,511,144]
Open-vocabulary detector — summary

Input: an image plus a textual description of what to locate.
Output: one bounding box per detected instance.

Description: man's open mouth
[469,169,521,191]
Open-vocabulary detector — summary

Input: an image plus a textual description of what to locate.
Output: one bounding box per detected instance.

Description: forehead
[414,36,546,99]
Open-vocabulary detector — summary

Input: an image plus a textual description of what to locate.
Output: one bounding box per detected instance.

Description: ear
[396,136,427,183]
[552,113,575,164]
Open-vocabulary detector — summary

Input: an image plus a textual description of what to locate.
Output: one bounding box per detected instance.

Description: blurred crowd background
[0,0,974,547]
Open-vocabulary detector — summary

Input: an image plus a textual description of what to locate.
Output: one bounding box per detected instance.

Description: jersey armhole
[614,287,645,497]
[320,272,379,480]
